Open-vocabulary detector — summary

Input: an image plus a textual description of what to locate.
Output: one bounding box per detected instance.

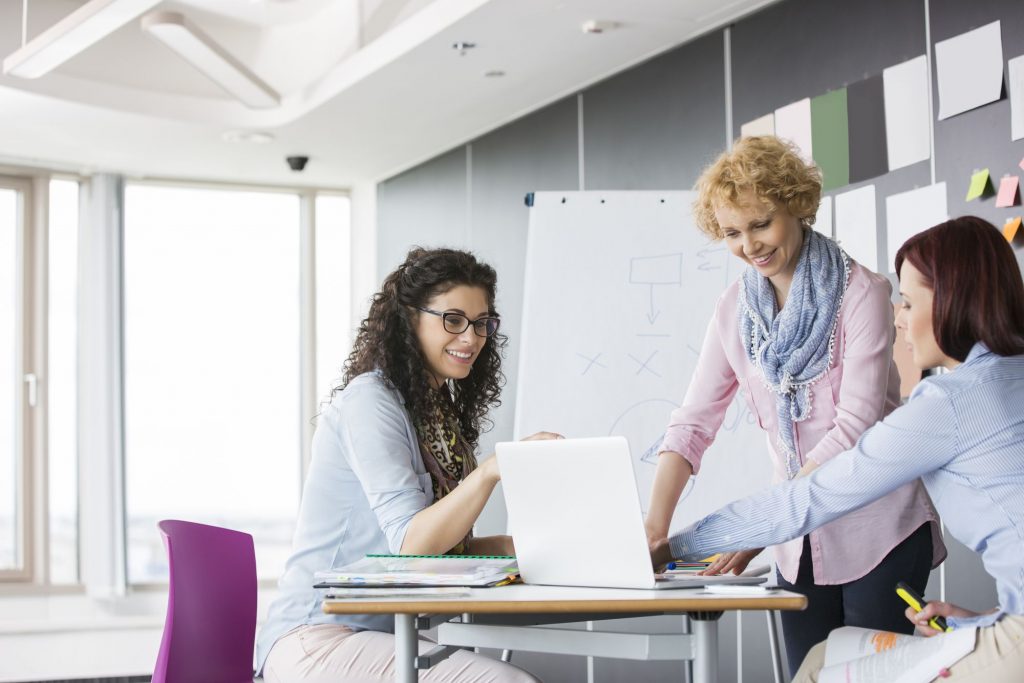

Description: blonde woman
[644,136,945,674]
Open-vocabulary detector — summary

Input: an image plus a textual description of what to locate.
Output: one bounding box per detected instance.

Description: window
[48,179,79,584]
[0,175,351,590]
[0,185,20,574]
[315,194,352,403]
[123,184,303,582]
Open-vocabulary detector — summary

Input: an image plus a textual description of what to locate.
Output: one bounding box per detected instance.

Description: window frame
[0,174,40,584]
[0,170,351,594]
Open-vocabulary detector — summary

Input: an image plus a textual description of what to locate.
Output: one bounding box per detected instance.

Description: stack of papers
[314,554,518,588]
[325,587,471,600]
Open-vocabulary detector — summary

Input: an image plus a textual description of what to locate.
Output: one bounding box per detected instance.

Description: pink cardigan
[660,262,945,584]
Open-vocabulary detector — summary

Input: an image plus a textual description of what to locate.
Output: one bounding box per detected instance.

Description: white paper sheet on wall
[740,113,775,138]
[774,98,813,163]
[885,183,948,273]
[835,185,878,272]
[815,196,833,237]
[1010,55,1024,142]
[883,56,931,170]
[935,21,1004,120]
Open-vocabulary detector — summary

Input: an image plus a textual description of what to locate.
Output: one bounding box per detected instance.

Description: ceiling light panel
[3,0,164,78]
[141,12,280,110]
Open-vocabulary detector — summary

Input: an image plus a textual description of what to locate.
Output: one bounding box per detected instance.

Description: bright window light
[315,194,352,404]
[0,188,17,571]
[48,179,80,583]
[123,184,301,582]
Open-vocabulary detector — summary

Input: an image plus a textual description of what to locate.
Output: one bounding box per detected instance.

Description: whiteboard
[514,191,773,530]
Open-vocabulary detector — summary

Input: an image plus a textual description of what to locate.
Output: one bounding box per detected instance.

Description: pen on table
[895,581,951,632]
[493,575,519,587]
[666,562,712,570]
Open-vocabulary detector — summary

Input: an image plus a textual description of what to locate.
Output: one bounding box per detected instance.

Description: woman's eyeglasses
[415,307,501,338]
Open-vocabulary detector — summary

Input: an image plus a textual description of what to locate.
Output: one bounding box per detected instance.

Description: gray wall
[376,0,1024,680]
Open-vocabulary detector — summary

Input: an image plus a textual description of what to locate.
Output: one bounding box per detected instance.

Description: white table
[323,584,806,683]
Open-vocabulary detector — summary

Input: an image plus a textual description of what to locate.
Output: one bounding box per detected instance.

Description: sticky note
[966,169,992,200]
[1020,157,1024,172]
[996,176,1020,208]
[1004,217,1022,243]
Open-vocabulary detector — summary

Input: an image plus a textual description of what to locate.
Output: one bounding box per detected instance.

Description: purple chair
[152,520,257,683]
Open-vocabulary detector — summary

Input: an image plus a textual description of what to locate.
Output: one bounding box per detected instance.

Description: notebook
[314,554,518,589]
[497,435,768,590]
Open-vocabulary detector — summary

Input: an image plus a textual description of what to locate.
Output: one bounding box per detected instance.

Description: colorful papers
[885,183,948,272]
[835,185,878,271]
[1005,217,1023,243]
[883,56,931,170]
[966,169,993,201]
[775,98,813,163]
[935,21,1004,120]
[996,176,1020,208]
[1010,55,1024,142]
[811,89,850,190]
[741,113,775,138]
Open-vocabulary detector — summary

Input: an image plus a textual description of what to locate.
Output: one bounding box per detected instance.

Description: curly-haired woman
[257,247,555,682]
[643,136,945,674]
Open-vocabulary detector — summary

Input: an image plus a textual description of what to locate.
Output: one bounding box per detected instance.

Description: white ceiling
[0,0,776,188]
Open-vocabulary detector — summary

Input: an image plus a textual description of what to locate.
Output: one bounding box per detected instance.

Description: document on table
[314,555,519,588]
[325,587,472,600]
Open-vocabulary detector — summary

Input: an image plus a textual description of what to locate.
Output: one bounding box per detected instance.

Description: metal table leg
[688,611,723,683]
[767,610,785,683]
[395,614,419,683]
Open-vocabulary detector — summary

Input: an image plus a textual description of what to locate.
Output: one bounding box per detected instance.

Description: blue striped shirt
[669,343,1024,626]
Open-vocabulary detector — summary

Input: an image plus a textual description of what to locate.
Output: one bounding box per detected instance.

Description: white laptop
[496,436,768,590]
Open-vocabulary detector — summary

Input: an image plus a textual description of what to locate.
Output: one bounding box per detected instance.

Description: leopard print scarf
[414,391,477,554]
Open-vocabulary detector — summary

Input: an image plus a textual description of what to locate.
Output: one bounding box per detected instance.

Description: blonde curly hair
[693,136,822,240]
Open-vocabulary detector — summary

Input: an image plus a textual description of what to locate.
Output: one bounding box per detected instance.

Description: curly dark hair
[340,247,507,447]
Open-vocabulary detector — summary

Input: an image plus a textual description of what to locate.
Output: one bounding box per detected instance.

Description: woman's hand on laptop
[698,549,762,576]
[481,432,563,483]
[649,538,673,571]
[520,431,564,441]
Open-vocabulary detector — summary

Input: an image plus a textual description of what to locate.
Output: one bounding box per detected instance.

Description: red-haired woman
[653,216,1024,682]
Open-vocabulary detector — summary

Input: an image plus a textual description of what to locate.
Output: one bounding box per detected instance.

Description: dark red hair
[895,216,1024,362]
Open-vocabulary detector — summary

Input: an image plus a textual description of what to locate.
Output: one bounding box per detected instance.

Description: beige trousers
[263,624,541,683]
[794,614,1024,683]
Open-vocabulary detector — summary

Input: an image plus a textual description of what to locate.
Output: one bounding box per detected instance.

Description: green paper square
[966,169,991,200]
[811,89,850,191]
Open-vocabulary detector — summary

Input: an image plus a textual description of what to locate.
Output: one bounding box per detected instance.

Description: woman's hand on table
[698,549,762,576]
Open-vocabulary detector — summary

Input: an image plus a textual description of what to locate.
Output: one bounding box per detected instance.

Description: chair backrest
[152,519,257,683]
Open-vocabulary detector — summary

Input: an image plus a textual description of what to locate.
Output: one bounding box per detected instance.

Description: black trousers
[776,522,934,676]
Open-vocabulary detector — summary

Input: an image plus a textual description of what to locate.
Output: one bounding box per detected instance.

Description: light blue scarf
[738,229,850,478]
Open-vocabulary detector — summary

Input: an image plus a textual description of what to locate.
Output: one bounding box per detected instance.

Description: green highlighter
[896,581,951,632]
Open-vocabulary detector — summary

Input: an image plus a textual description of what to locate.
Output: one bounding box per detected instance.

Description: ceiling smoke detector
[581,20,620,34]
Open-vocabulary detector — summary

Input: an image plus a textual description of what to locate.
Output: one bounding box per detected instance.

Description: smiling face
[896,261,958,371]
[414,284,491,386]
[715,190,806,291]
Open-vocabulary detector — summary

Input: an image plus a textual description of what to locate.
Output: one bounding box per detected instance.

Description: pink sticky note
[996,176,1020,208]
